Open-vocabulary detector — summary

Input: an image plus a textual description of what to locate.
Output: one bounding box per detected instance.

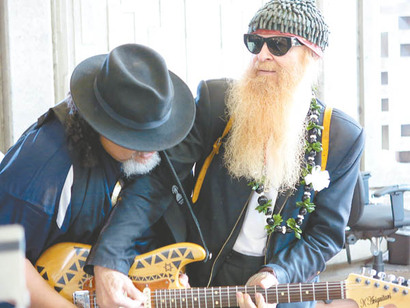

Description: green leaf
[265,214,284,235]
[286,218,302,239]
[294,230,301,239]
[311,142,323,152]
[255,199,272,214]
[307,123,323,131]
[265,224,275,235]
[247,181,258,191]
[306,141,322,153]
[301,164,311,178]
[310,97,321,111]
[272,214,283,226]
[296,201,305,207]
[305,202,316,213]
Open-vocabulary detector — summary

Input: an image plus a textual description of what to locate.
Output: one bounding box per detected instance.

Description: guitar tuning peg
[361,267,367,275]
[377,272,386,280]
[397,276,405,285]
[369,269,377,278]
[387,274,396,282]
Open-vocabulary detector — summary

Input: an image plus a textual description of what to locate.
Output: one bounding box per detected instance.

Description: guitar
[35,242,409,307]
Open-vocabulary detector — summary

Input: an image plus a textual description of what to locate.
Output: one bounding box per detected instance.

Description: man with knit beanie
[88,1,364,308]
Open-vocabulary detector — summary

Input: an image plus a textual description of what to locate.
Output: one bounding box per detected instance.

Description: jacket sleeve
[265,108,365,284]
[85,163,182,274]
[0,115,72,264]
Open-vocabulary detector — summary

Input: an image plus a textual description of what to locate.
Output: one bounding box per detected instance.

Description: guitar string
[150,284,348,300]
[148,282,400,296]
[85,282,397,296]
[86,282,404,303]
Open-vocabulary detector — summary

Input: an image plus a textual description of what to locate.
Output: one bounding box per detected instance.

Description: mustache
[254,61,278,71]
[253,61,295,77]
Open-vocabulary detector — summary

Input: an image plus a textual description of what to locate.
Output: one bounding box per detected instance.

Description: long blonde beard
[224,49,317,192]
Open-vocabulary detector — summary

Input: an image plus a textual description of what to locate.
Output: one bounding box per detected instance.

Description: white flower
[304,165,330,192]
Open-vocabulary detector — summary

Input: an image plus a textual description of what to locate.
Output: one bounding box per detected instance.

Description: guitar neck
[36,243,409,308]
[150,281,346,307]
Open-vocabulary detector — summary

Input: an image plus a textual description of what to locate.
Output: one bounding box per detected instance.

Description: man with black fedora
[0,43,195,307]
[88,1,364,308]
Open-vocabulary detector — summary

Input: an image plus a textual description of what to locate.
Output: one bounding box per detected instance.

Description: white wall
[320,0,359,121]
[66,0,266,95]
[6,0,55,142]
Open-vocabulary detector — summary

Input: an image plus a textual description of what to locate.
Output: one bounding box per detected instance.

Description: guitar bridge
[73,290,91,308]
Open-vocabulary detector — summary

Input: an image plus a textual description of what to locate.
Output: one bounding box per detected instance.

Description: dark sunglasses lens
[244,35,263,54]
[266,37,291,56]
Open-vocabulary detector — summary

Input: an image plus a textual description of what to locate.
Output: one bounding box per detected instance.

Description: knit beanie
[248,0,329,52]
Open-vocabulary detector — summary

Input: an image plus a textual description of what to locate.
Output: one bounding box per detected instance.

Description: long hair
[64,94,103,168]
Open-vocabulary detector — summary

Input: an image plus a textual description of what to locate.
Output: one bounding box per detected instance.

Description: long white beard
[224,50,317,191]
[264,79,313,191]
[121,152,161,178]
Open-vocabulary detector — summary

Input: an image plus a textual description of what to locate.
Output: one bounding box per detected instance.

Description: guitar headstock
[346,272,409,308]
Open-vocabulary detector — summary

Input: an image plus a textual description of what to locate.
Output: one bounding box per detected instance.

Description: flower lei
[248,96,330,239]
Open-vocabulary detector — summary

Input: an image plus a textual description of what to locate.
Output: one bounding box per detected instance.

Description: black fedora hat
[70,44,195,152]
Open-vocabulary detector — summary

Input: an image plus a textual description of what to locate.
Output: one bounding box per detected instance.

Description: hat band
[93,79,172,130]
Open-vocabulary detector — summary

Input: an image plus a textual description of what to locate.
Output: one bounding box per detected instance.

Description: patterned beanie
[248,0,329,52]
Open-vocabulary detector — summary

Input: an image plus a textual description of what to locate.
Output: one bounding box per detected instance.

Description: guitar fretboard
[151,281,346,307]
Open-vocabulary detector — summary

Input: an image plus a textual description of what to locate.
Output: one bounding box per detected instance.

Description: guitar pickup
[73,290,91,308]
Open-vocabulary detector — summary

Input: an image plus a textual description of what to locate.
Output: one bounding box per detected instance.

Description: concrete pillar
[6,0,55,142]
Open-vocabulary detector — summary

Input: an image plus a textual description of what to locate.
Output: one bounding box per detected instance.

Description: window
[382,125,390,150]
[381,72,388,85]
[400,44,410,57]
[381,32,388,57]
[398,16,410,29]
[381,98,389,111]
[402,124,410,137]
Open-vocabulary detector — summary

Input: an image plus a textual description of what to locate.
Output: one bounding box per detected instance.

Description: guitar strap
[321,106,333,171]
[162,150,210,261]
[192,106,333,203]
[192,118,233,203]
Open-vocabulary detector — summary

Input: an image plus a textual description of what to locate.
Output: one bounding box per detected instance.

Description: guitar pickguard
[36,243,93,299]
[129,243,203,289]
[35,242,206,301]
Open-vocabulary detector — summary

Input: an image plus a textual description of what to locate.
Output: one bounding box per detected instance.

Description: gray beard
[121,152,161,178]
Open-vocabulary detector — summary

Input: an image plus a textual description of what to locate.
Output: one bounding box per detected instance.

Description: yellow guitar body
[35,242,206,301]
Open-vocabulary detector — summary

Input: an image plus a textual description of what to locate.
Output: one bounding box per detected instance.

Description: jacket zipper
[206,193,253,287]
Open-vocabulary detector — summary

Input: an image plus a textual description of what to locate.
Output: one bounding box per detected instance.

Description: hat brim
[70,54,195,152]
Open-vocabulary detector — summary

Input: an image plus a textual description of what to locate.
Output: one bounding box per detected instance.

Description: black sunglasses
[243,34,302,56]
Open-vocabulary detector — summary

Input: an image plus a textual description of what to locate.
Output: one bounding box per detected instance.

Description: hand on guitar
[94,265,191,308]
[237,271,278,308]
[94,265,146,308]
[178,272,191,288]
